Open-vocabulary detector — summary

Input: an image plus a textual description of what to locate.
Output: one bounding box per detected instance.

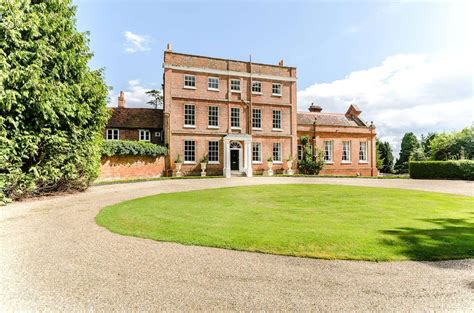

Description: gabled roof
[297,112,367,127]
[107,107,163,129]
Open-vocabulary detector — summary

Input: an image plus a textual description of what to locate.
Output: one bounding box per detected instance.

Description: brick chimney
[118,91,125,108]
[278,59,284,66]
[166,42,172,51]
[308,103,322,113]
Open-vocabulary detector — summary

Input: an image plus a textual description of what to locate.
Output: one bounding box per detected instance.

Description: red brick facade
[163,49,298,177]
[98,155,165,181]
[103,47,378,179]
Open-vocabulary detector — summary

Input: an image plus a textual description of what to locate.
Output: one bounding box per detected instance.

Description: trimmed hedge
[409,160,474,180]
[102,140,167,157]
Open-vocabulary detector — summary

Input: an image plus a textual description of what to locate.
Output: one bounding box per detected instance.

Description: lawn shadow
[381,217,474,266]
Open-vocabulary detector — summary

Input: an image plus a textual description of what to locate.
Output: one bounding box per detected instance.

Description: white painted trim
[183,161,196,165]
[359,161,369,164]
[207,126,219,129]
[273,161,283,164]
[183,86,196,90]
[165,63,297,82]
[272,128,283,132]
[252,161,263,164]
[208,161,220,165]
[183,125,196,129]
[252,127,263,131]
[341,161,352,164]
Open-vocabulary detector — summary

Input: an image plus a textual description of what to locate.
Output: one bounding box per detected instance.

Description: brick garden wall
[98,155,166,181]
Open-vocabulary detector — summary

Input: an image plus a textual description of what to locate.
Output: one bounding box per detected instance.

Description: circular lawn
[96,184,474,261]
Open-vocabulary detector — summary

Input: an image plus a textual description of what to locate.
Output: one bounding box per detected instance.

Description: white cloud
[124,31,151,53]
[298,52,474,155]
[108,80,159,108]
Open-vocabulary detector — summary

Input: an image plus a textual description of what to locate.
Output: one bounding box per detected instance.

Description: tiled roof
[107,107,163,129]
[297,112,367,127]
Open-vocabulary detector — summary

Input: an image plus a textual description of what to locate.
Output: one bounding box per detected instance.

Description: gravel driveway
[1,177,473,311]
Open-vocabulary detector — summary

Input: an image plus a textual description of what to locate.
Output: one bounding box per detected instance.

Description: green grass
[96,184,474,261]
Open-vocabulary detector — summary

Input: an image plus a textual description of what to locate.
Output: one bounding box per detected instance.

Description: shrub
[0,1,109,204]
[297,136,325,175]
[409,160,474,180]
[101,141,167,158]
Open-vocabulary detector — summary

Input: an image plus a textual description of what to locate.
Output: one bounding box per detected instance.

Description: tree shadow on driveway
[381,217,474,266]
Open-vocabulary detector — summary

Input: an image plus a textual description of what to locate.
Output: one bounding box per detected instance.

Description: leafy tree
[146,89,163,109]
[297,136,325,175]
[0,0,109,203]
[428,127,473,161]
[410,148,426,161]
[395,132,419,173]
[421,132,436,156]
[377,140,394,173]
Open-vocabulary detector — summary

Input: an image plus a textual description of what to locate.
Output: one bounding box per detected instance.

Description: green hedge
[409,160,474,180]
[102,140,167,158]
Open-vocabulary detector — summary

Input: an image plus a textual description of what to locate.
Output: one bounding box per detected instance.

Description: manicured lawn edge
[96,184,473,262]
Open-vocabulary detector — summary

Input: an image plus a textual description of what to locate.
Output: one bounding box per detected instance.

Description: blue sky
[74,0,473,153]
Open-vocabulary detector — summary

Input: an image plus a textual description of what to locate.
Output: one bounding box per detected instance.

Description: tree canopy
[0,0,109,203]
[395,132,420,172]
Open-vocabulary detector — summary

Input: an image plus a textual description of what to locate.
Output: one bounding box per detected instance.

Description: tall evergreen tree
[377,140,394,173]
[0,0,109,203]
[395,132,420,172]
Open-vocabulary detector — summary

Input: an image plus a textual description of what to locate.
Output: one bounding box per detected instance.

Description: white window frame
[272,110,282,130]
[251,81,262,94]
[252,108,262,130]
[208,141,219,164]
[359,141,368,163]
[184,74,196,89]
[106,128,119,140]
[208,106,219,128]
[324,140,334,163]
[139,129,150,142]
[184,104,196,128]
[230,79,241,92]
[230,107,241,129]
[208,77,219,91]
[297,145,303,161]
[272,83,282,96]
[252,142,262,164]
[273,142,282,163]
[342,141,351,163]
[184,140,195,164]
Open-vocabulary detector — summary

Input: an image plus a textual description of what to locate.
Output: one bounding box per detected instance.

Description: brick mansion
[105,45,378,177]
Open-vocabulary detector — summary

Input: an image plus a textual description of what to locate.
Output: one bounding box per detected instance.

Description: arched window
[230,141,242,149]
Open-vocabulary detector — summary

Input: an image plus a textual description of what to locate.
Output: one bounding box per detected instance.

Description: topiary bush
[101,141,167,158]
[409,160,474,180]
[0,1,109,204]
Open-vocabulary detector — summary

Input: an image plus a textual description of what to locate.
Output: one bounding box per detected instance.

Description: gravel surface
[1,177,473,311]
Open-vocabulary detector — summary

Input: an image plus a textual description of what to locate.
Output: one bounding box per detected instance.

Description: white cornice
[164,63,297,82]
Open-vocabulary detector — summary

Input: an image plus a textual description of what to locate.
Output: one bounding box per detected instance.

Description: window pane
[252,142,261,162]
[184,75,195,87]
[184,140,195,162]
[272,83,281,95]
[272,110,281,129]
[359,142,367,161]
[252,81,261,93]
[231,79,241,91]
[208,141,219,162]
[273,143,281,161]
[324,141,333,161]
[208,106,219,127]
[342,141,351,161]
[231,107,240,128]
[208,77,219,89]
[184,104,195,126]
[252,108,261,128]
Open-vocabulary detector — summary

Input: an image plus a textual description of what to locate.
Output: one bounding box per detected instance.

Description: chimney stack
[278,59,284,66]
[118,91,125,108]
[166,42,172,51]
[308,103,322,113]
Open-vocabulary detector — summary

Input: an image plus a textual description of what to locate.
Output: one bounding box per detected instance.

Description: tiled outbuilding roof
[107,107,163,129]
[297,112,367,127]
